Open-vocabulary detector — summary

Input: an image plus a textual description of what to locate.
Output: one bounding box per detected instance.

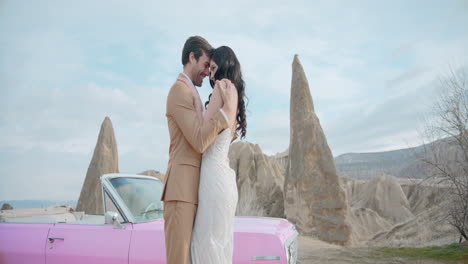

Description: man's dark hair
[181,36,214,66]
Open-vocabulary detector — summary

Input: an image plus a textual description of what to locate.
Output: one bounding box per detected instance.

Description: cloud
[386,67,429,90]
[248,109,290,155]
[324,76,440,155]
[1,0,468,200]
[0,85,169,200]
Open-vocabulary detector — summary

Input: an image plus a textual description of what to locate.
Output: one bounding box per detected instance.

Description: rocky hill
[334,137,461,180]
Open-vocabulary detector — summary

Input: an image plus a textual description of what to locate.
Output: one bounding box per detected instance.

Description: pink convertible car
[0,174,298,264]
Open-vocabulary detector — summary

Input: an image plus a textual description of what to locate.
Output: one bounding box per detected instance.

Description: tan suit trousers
[164,201,197,264]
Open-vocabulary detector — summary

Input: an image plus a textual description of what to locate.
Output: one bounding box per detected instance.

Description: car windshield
[110,177,164,223]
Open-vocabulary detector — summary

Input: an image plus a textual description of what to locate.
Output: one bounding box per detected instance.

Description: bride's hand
[218,79,236,114]
[214,80,226,105]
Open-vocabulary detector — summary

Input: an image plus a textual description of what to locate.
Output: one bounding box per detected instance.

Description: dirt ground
[297,236,466,264]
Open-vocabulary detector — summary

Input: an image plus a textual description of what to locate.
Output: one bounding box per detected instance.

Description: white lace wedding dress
[190,128,238,264]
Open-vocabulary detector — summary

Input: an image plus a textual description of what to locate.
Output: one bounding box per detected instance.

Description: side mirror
[105,211,125,229]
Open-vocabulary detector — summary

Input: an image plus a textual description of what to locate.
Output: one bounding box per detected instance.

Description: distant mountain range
[0,200,77,209]
[334,137,459,180]
[335,145,425,180]
[270,137,459,181]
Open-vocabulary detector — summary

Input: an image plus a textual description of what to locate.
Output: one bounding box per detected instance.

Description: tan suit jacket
[161,74,228,204]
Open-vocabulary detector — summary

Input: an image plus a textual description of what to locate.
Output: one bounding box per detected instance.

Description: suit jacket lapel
[177,74,203,121]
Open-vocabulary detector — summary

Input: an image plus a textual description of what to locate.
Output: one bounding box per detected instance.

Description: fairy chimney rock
[284,55,352,245]
[76,117,119,214]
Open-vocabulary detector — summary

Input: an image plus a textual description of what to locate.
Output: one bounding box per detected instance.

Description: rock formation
[269,149,289,176]
[229,142,284,217]
[348,207,392,242]
[284,55,352,245]
[76,117,119,214]
[401,181,452,215]
[139,170,165,182]
[368,198,458,247]
[351,174,414,225]
[339,173,464,247]
[1,203,13,210]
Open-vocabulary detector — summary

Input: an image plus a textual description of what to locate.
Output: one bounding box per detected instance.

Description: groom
[161,36,236,264]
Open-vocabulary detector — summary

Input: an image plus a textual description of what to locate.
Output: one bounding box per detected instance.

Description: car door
[0,223,52,264]
[45,221,132,264]
[128,220,166,264]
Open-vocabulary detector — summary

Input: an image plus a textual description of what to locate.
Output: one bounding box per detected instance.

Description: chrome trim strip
[101,176,136,223]
[251,256,280,260]
[101,173,163,183]
[102,187,130,223]
[284,230,299,263]
[284,230,299,247]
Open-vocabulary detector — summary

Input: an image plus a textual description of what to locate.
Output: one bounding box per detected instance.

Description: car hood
[234,216,296,242]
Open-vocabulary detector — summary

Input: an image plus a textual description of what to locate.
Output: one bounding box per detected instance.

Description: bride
[190,46,247,264]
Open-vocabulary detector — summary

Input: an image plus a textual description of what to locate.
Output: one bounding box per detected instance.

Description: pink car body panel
[128,216,295,264]
[45,223,133,264]
[1,217,295,264]
[128,218,166,264]
[232,216,296,263]
[0,223,52,264]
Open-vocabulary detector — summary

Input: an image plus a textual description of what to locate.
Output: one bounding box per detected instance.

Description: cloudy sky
[1,0,467,201]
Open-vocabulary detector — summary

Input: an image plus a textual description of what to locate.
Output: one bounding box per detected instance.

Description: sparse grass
[373,243,468,261]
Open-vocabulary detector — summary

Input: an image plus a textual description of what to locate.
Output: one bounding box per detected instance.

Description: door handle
[48,237,65,242]
[48,237,64,249]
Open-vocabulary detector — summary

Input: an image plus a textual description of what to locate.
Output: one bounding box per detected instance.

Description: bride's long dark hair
[206,46,247,139]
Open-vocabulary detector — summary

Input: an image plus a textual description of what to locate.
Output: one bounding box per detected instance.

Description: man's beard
[192,71,203,87]
[193,78,202,87]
